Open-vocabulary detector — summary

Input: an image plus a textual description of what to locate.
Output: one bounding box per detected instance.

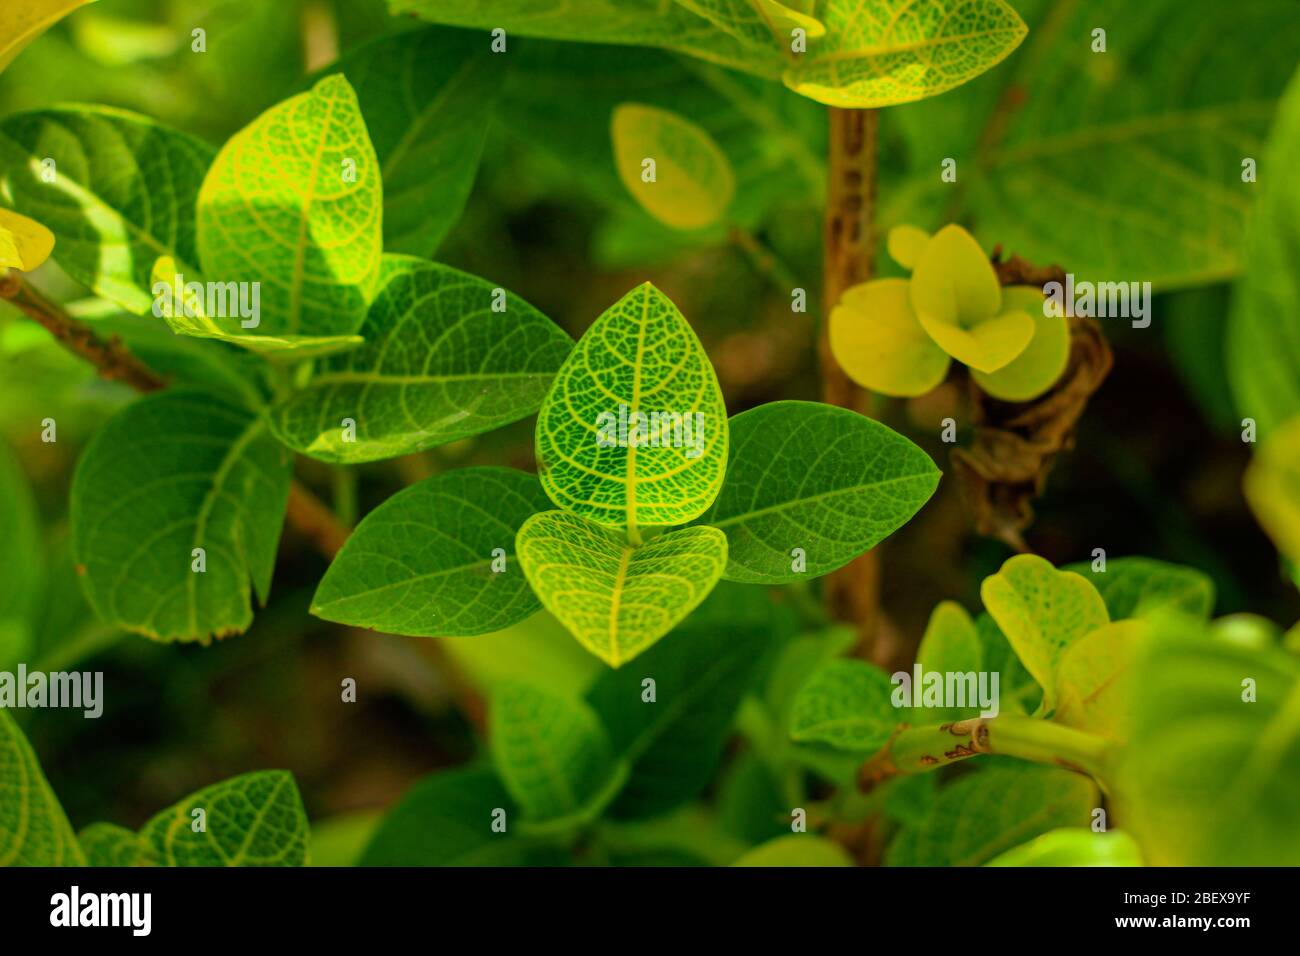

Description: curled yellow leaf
[886,224,930,270]
[972,286,1070,401]
[830,278,950,397]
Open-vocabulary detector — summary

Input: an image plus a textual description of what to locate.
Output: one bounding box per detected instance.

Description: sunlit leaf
[535,282,728,530]
[886,224,929,270]
[698,401,939,581]
[1244,416,1300,568]
[516,511,727,667]
[0,106,213,313]
[985,828,1141,867]
[197,73,383,338]
[611,102,736,231]
[312,467,552,637]
[269,256,571,463]
[0,0,96,73]
[1053,620,1143,740]
[784,0,1027,107]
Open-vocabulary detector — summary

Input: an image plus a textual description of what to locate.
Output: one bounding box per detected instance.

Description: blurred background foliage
[1,0,1297,864]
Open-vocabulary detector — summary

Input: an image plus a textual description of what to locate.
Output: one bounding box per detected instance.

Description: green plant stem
[860,716,1111,786]
[729,225,803,297]
[331,465,358,528]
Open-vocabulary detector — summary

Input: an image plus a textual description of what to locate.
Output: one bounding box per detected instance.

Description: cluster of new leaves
[786,554,1300,866]
[1,709,309,866]
[830,223,1068,400]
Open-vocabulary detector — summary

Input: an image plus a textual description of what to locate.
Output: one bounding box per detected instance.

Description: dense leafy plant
[1,0,1298,871]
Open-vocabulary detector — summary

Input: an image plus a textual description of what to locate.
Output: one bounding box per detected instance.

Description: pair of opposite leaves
[830,224,1070,401]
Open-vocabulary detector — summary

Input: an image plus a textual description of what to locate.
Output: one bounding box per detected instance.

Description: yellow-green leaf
[1245,415,1300,567]
[783,0,1027,108]
[971,286,1070,401]
[0,208,54,271]
[916,600,983,721]
[197,73,383,338]
[536,282,728,530]
[612,103,736,231]
[0,0,95,73]
[1054,619,1143,740]
[830,278,950,396]
[150,256,363,359]
[980,554,1110,713]
[985,828,1141,867]
[516,511,728,667]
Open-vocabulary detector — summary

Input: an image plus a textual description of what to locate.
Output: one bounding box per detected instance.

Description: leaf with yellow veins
[612,103,735,231]
[911,224,1032,372]
[0,208,54,271]
[1245,416,1300,567]
[0,0,96,73]
[516,511,727,668]
[535,282,728,531]
[783,0,1027,108]
[829,278,950,396]
[971,286,1070,401]
[886,224,930,270]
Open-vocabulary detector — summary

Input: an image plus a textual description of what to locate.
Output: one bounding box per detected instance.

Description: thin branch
[1,271,167,392]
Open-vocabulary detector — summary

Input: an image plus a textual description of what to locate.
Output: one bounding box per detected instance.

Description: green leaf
[489,682,621,823]
[1245,416,1300,568]
[1229,68,1300,439]
[536,281,728,530]
[0,106,213,313]
[1064,556,1216,620]
[899,0,1300,289]
[0,0,96,73]
[313,467,551,637]
[516,511,727,667]
[980,555,1110,713]
[699,400,939,583]
[789,658,896,752]
[268,256,571,463]
[1113,615,1300,865]
[732,835,853,867]
[974,610,1041,715]
[985,828,1141,867]
[138,770,309,866]
[0,708,85,865]
[307,811,380,867]
[611,102,735,231]
[196,73,382,338]
[784,0,1027,108]
[70,389,292,642]
[360,766,563,866]
[887,762,1098,866]
[337,26,504,256]
[0,438,43,668]
[78,823,150,867]
[916,601,983,721]
[1053,620,1142,740]
[587,583,781,818]
[394,0,784,79]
